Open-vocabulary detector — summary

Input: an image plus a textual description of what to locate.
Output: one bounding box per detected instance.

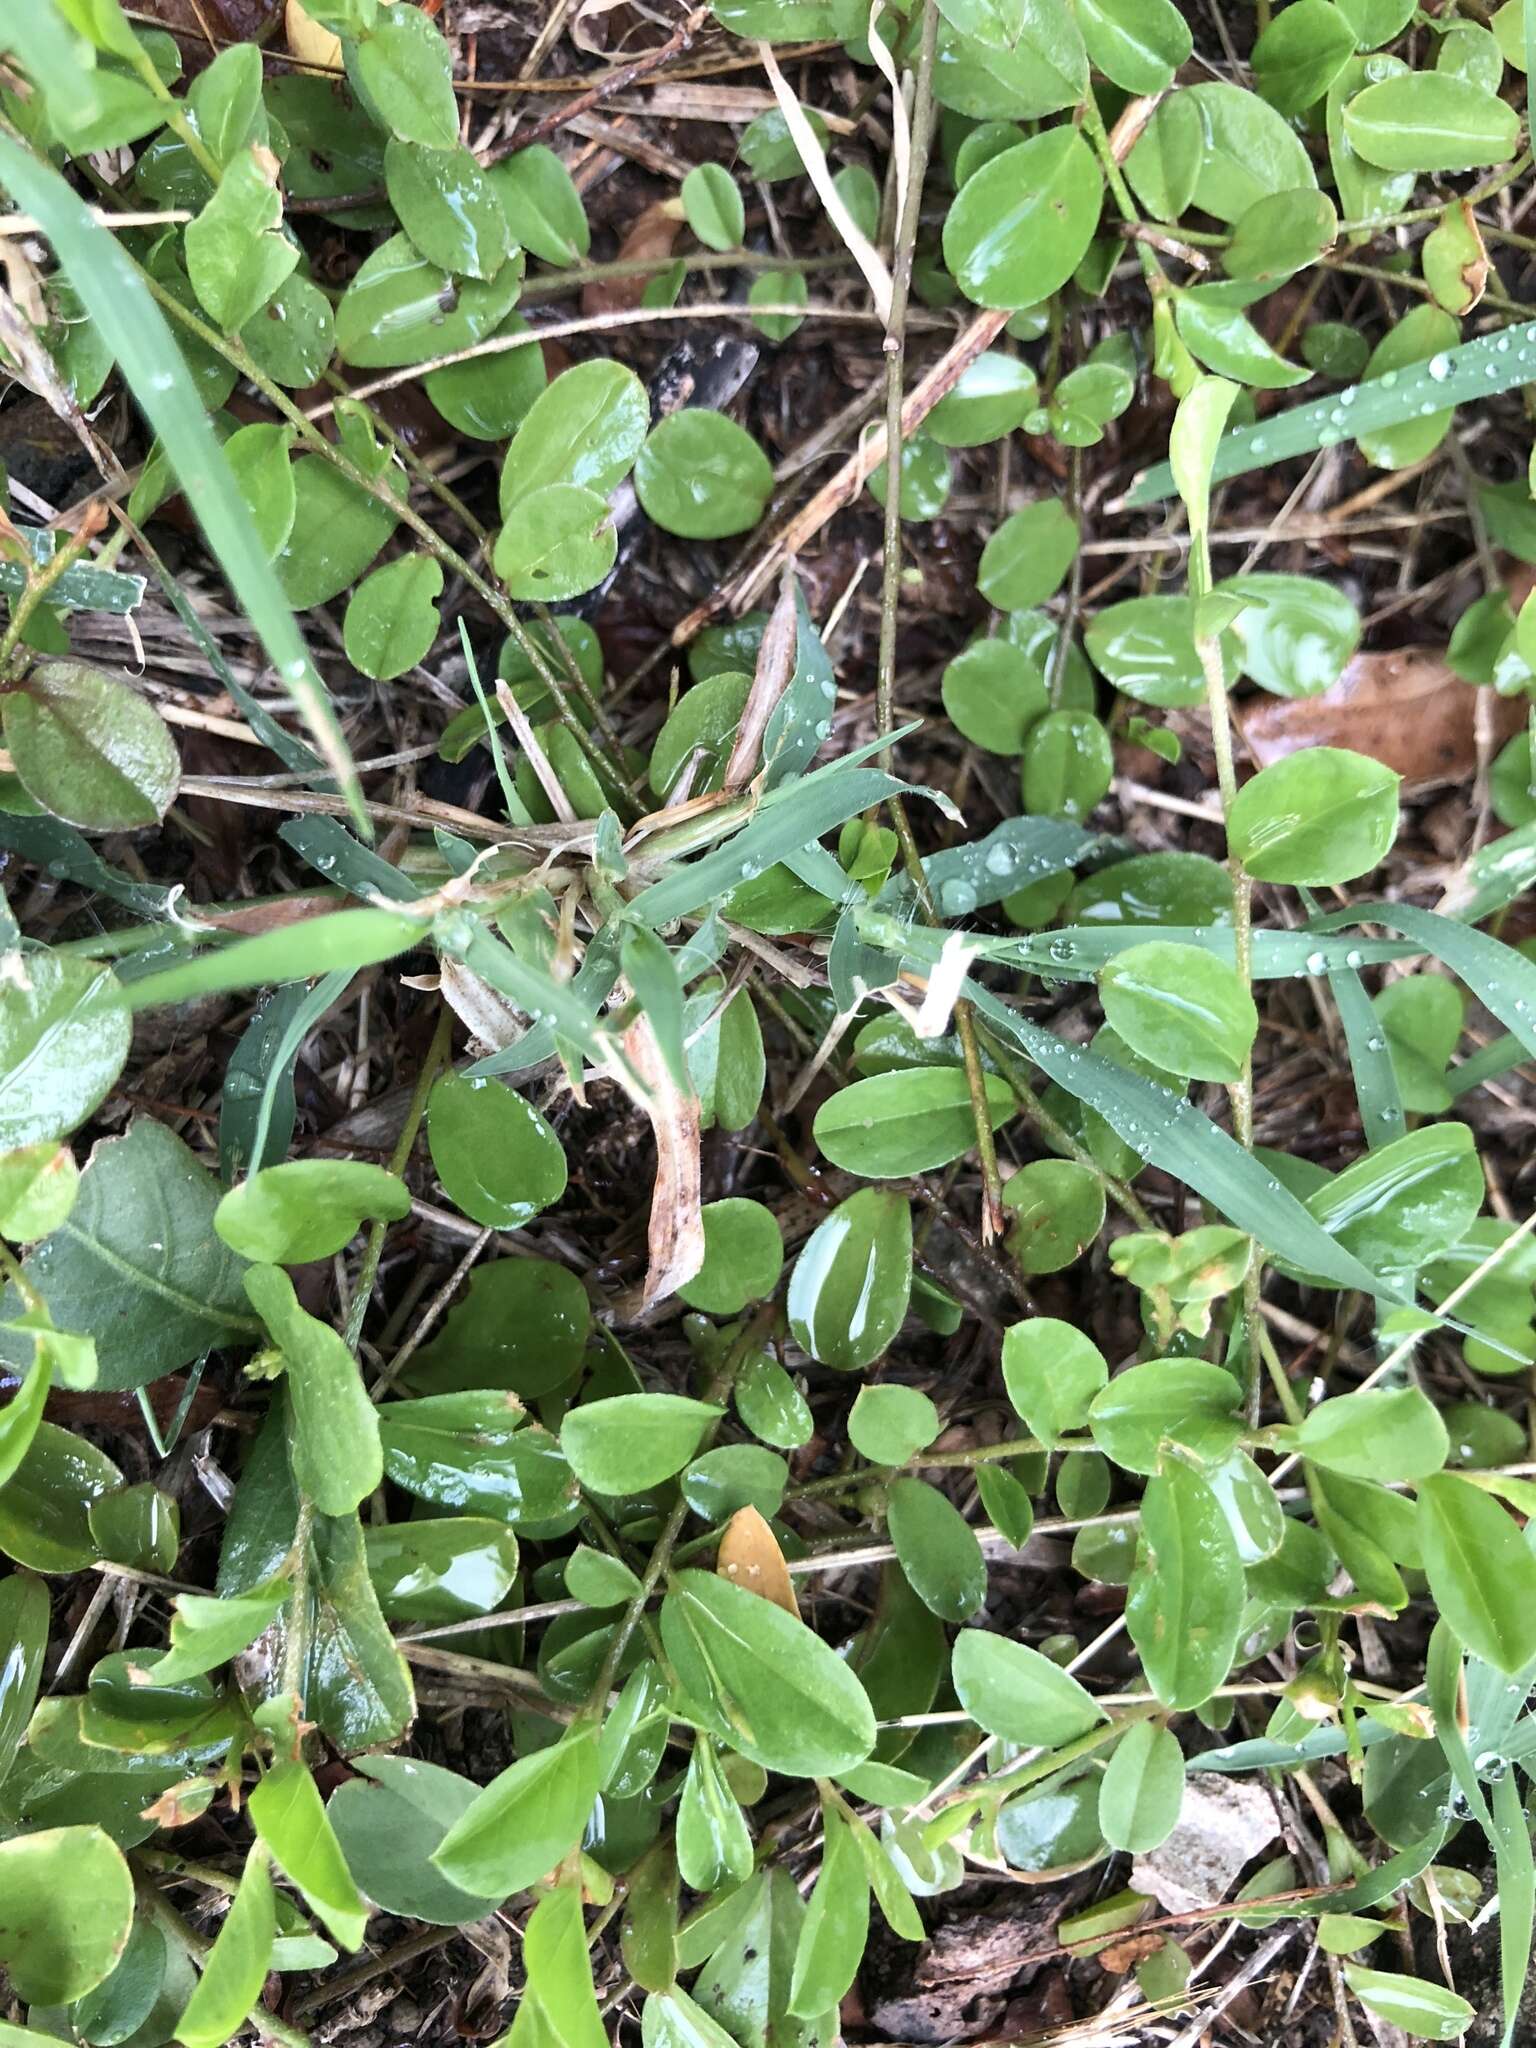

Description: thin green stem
[583,1304,778,1711]
[349,1004,452,1353]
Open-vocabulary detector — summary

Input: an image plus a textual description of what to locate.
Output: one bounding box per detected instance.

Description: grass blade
[1328,962,1405,1148]
[966,981,1406,1298]
[0,132,367,830]
[1313,901,1536,1060]
[1126,321,1536,507]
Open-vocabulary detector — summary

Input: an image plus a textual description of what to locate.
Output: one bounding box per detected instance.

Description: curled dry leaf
[437,956,524,1054]
[1238,647,1523,785]
[722,562,798,791]
[716,1505,799,1616]
[622,1011,705,1310]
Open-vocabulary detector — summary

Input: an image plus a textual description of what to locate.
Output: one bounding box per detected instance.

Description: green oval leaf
[941,128,1104,309]
[660,1569,876,1778]
[1228,746,1400,884]
[428,1070,567,1229]
[786,1188,912,1372]
[2,663,178,830]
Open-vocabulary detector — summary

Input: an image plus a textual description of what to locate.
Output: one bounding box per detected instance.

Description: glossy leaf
[1295,1388,1448,1481]
[660,1570,876,1777]
[786,1808,868,2019]
[1001,1318,1106,1443]
[246,1265,381,1517]
[1228,747,1400,884]
[248,1761,368,1950]
[814,1069,1013,1177]
[1098,940,1258,1084]
[635,411,774,540]
[787,1188,912,1372]
[0,1825,134,2004]
[0,951,129,1151]
[1125,1462,1244,1709]
[886,1477,986,1622]
[942,129,1104,310]
[562,1394,721,1499]
[175,1844,276,2048]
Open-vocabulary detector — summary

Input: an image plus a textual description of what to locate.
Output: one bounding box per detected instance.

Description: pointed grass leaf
[0,1572,47,1792]
[0,135,363,825]
[660,1570,876,1777]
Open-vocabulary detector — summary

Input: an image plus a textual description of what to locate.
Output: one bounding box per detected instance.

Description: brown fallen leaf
[1096,1932,1165,1975]
[582,203,682,319]
[717,1505,799,1615]
[1237,646,1523,785]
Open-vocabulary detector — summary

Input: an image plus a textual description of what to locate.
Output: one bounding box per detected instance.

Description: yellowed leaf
[717,1505,799,1616]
